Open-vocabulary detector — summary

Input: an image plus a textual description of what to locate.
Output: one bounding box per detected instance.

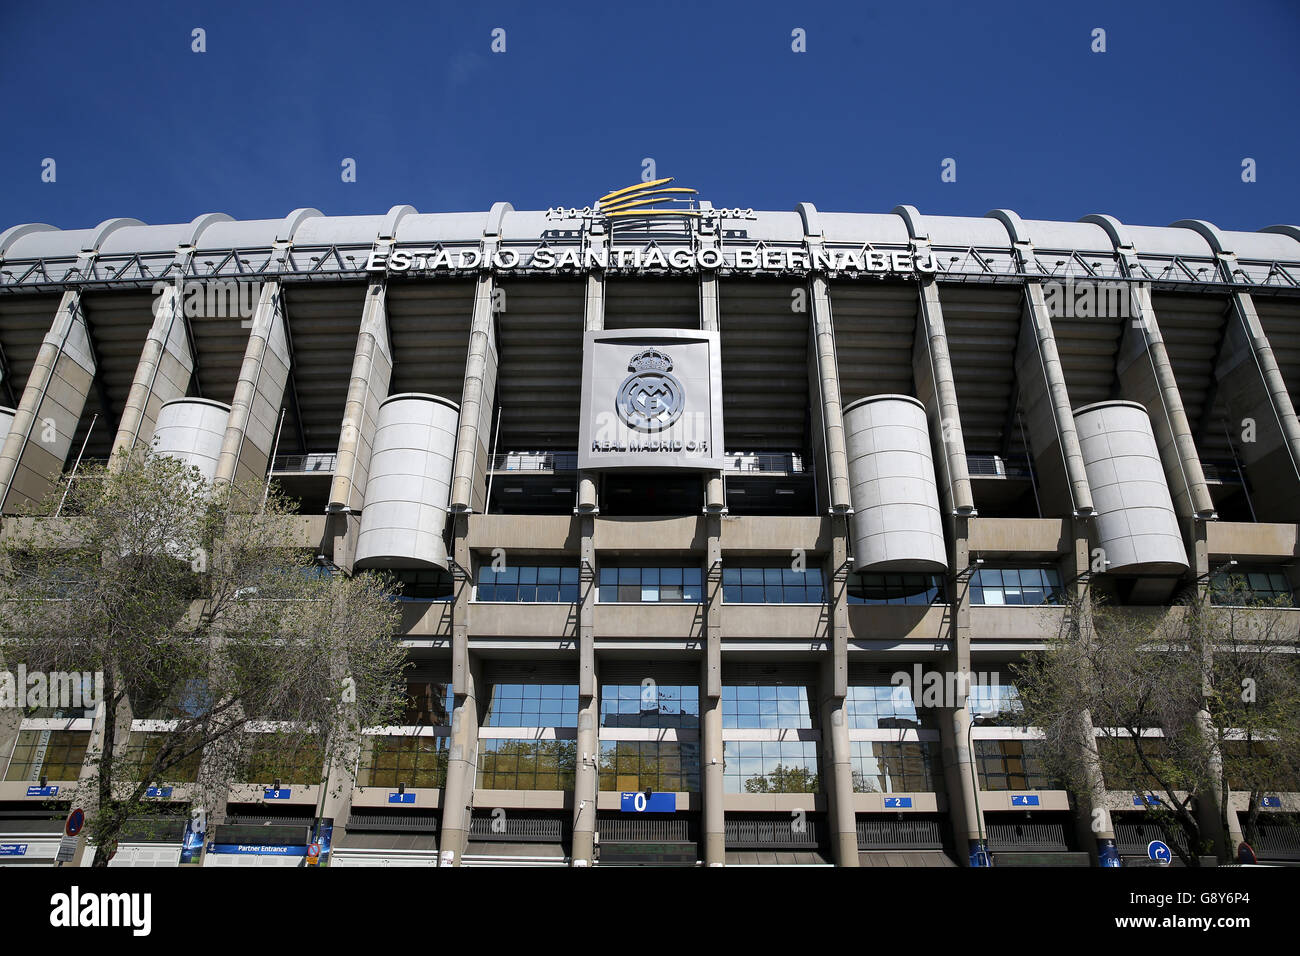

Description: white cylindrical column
[844,394,947,572]
[1073,401,1188,574]
[152,398,232,483]
[355,393,460,570]
[0,406,15,446]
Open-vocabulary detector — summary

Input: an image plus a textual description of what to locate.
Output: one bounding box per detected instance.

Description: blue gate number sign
[883,797,912,808]
[263,788,292,800]
[620,792,676,813]
[1010,795,1040,807]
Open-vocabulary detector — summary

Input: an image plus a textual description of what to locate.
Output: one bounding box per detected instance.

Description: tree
[0,447,407,866]
[1202,576,1300,847]
[744,763,819,794]
[1013,588,1300,867]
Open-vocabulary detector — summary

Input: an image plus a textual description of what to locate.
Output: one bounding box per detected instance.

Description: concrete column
[0,646,21,796]
[913,275,975,516]
[0,292,96,513]
[820,526,857,865]
[941,515,984,865]
[1116,286,1216,519]
[572,515,598,865]
[110,284,195,468]
[809,275,852,512]
[329,279,392,516]
[1213,292,1300,521]
[449,273,498,514]
[699,248,725,511]
[1185,521,1235,860]
[577,264,604,514]
[440,513,478,865]
[701,513,724,865]
[214,281,290,489]
[1065,527,1120,866]
[1014,283,1095,516]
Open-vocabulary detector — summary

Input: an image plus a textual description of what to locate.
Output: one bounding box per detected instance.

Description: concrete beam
[328,279,392,515]
[214,281,290,489]
[0,292,96,513]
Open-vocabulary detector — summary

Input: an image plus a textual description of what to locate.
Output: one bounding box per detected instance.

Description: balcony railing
[269,453,337,474]
[967,454,1032,479]
[488,452,578,474]
[488,451,809,476]
[724,452,806,475]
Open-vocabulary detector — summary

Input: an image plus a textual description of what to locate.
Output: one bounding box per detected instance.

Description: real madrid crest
[616,348,685,432]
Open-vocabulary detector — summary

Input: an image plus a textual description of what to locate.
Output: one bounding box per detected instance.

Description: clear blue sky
[2,0,1296,233]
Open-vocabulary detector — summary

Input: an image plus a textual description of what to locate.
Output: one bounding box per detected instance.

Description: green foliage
[0,446,407,866]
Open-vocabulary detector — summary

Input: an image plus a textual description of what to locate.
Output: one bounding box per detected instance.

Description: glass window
[851,741,937,792]
[358,735,449,789]
[848,573,945,606]
[722,566,826,604]
[846,683,934,729]
[477,564,580,602]
[477,738,576,791]
[597,566,703,603]
[405,682,454,726]
[968,683,1025,725]
[123,732,202,784]
[392,569,454,601]
[599,740,700,792]
[1209,569,1294,607]
[969,567,1063,606]
[722,740,820,793]
[600,683,699,729]
[722,683,815,729]
[484,683,579,727]
[975,739,1052,790]
[3,730,90,782]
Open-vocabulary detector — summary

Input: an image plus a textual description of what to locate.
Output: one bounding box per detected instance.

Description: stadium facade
[0,194,1298,867]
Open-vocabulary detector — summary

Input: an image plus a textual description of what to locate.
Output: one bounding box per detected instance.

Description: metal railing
[269,453,337,474]
[724,452,807,475]
[599,817,693,843]
[986,823,1069,852]
[1200,461,1245,485]
[488,452,578,474]
[726,816,821,848]
[1116,822,1190,856]
[346,812,440,833]
[966,454,1033,479]
[856,819,945,850]
[469,812,564,842]
[1244,824,1300,861]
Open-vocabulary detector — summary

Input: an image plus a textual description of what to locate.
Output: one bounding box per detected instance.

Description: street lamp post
[966,712,989,866]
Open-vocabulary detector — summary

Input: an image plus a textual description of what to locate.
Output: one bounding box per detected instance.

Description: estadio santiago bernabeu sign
[579,329,724,471]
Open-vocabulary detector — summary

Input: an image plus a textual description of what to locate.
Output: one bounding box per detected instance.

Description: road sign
[1237,842,1257,865]
[65,808,85,838]
[1147,840,1172,865]
[306,843,321,866]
